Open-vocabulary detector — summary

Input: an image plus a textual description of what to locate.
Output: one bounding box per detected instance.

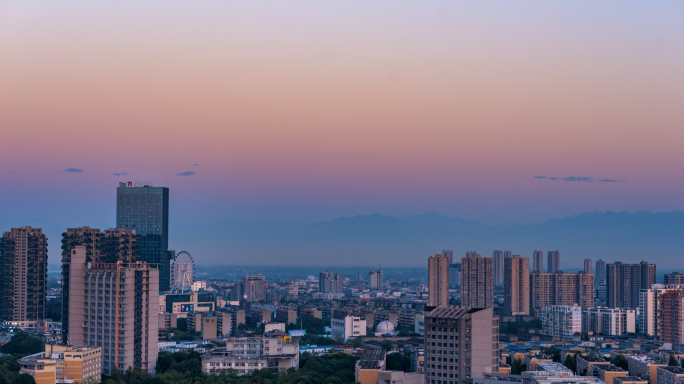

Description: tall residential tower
[428,253,450,307]
[532,250,543,273]
[504,255,530,316]
[461,254,493,309]
[547,251,560,273]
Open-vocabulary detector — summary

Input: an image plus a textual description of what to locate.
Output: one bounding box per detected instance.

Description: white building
[639,285,684,337]
[540,305,582,340]
[331,315,366,341]
[414,314,425,335]
[582,307,635,336]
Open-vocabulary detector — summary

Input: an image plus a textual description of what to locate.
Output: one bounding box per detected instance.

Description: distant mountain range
[3,211,684,269]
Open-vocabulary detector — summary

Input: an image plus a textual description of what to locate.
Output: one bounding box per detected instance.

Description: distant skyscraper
[584,258,592,274]
[465,251,477,258]
[428,253,450,307]
[504,255,530,316]
[319,270,343,293]
[449,263,461,288]
[461,254,493,309]
[664,273,684,285]
[493,250,504,286]
[240,274,266,302]
[0,227,47,322]
[368,269,383,289]
[504,250,512,259]
[547,251,560,273]
[606,261,656,308]
[532,250,543,273]
[442,249,454,264]
[116,182,172,291]
[530,271,594,310]
[595,259,606,288]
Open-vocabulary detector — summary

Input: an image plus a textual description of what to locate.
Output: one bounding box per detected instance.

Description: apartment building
[62,246,158,375]
[576,355,610,376]
[369,270,384,289]
[429,253,450,307]
[664,273,684,286]
[504,255,530,316]
[239,274,266,302]
[625,355,665,384]
[423,306,498,384]
[532,250,544,274]
[62,227,139,263]
[187,311,232,339]
[547,251,560,273]
[540,305,581,341]
[530,272,594,310]
[595,365,627,384]
[356,349,387,384]
[275,307,297,325]
[461,255,494,309]
[582,307,636,336]
[331,309,366,341]
[656,366,684,384]
[658,290,684,344]
[0,226,47,321]
[606,261,656,309]
[319,270,343,293]
[493,251,505,286]
[201,336,299,374]
[638,285,684,337]
[19,345,101,384]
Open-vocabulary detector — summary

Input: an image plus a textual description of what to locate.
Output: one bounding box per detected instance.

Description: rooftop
[627,355,664,365]
[579,355,610,363]
[658,366,684,374]
[596,364,625,372]
[360,348,386,362]
[614,377,648,384]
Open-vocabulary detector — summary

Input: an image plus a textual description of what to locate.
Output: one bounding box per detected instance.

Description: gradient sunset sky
[1,0,683,228]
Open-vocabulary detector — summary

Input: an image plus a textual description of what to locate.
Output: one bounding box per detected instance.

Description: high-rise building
[504,255,530,316]
[658,290,684,345]
[540,305,582,340]
[664,273,684,285]
[532,250,543,273]
[584,259,592,274]
[170,251,195,292]
[461,254,493,309]
[61,227,139,263]
[423,306,498,383]
[442,249,454,264]
[369,269,383,289]
[465,251,477,258]
[504,251,512,259]
[606,261,656,309]
[530,272,594,310]
[638,285,684,337]
[428,253,450,307]
[0,227,47,322]
[493,250,504,287]
[581,307,636,336]
[449,263,461,288]
[239,274,266,302]
[547,251,560,273]
[319,270,343,293]
[116,182,171,291]
[62,246,158,375]
[595,260,606,288]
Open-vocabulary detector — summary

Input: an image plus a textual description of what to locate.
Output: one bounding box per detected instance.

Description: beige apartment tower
[63,246,158,375]
[504,255,530,316]
[530,271,594,310]
[461,254,494,309]
[0,227,47,321]
[428,253,450,307]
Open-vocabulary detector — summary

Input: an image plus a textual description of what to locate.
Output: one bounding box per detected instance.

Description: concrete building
[275,307,297,325]
[356,349,387,384]
[493,250,505,287]
[428,253,450,307]
[540,305,581,341]
[638,285,684,338]
[582,307,636,336]
[377,370,425,384]
[187,311,232,339]
[584,259,592,274]
[614,377,647,384]
[576,355,610,376]
[449,263,461,288]
[62,227,139,263]
[423,306,498,384]
[116,183,172,291]
[239,274,266,302]
[594,364,627,384]
[0,227,47,322]
[160,291,215,317]
[625,355,665,384]
[658,290,684,344]
[369,270,384,289]
[533,251,544,273]
[664,273,684,286]
[595,260,606,288]
[331,309,366,341]
[202,336,299,375]
[461,254,494,309]
[319,270,343,293]
[656,366,684,384]
[606,261,656,309]
[19,344,101,384]
[443,250,454,264]
[61,246,158,375]
[547,251,560,274]
[505,255,530,316]
[530,272,594,310]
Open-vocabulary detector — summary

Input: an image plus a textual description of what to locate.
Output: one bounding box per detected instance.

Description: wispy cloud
[191,163,199,166]
[534,175,626,183]
[176,171,196,176]
[8,171,14,174]
[64,168,83,173]
[113,172,128,176]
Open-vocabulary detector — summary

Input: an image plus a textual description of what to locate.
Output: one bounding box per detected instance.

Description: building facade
[493,250,504,287]
[584,259,592,274]
[116,183,172,291]
[595,260,606,288]
[582,307,636,336]
[461,255,493,309]
[319,270,343,293]
[664,273,684,285]
[504,255,530,316]
[540,305,582,340]
[658,290,684,344]
[547,251,560,273]
[530,272,594,310]
[239,274,266,302]
[607,261,657,309]
[0,227,47,322]
[449,263,461,288]
[369,270,384,289]
[19,345,102,384]
[532,250,543,273]
[429,253,450,307]
[331,309,366,341]
[638,285,684,337]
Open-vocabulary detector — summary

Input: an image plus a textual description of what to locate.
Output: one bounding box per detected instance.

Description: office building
[19,344,101,384]
[461,254,494,309]
[61,246,158,375]
[664,273,684,285]
[547,251,560,273]
[530,272,594,310]
[639,284,684,337]
[540,305,581,340]
[443,249,454,264]
[331,309,366,341]
[428,253,450,307]
[595,260,606,288]
[606,261,656,309]
[239,274,266,302]
[319,270,343,293]
[0,226,47,322]
[449,263,461,288]
[170,251,195,292]
[116,182,172,291]
[369,269,383,289]
[584,259,592,274]
[582,307,636,336]
[532,250,543,273]
[493,250,504,287]
[504,255,530,316]
[658,290,684,344]
[423,306,498,384]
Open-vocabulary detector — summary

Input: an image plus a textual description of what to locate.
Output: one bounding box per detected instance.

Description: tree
[669,355,678,366]
[176,318,187,332]
[386,351,411,372]
[380,341,393,351]
[612,355,629,371]
[563,355,577,372]
[12,374,35,384]
[0,333,44,356]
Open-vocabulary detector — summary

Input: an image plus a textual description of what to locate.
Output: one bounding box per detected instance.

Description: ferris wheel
[171,251,195,293]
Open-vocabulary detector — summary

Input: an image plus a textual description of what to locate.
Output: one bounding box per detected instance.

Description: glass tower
[116,183,171,291]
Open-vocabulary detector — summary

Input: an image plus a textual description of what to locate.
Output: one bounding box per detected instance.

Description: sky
[1,0,684,229]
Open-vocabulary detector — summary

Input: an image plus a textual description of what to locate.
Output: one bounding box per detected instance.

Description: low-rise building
[594,364,627,384]
[625,355,665,384]
[377,370,425,384]
[576,355,610,376]
[19,345,101,384]
[275,307,297,325]
[187,311,232,339]
[614,377,648,384]
[331,310,366,341]
[535,362,573,376]
[355,349,386,384]
[656,366,684,384]
[540,306,582,341]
